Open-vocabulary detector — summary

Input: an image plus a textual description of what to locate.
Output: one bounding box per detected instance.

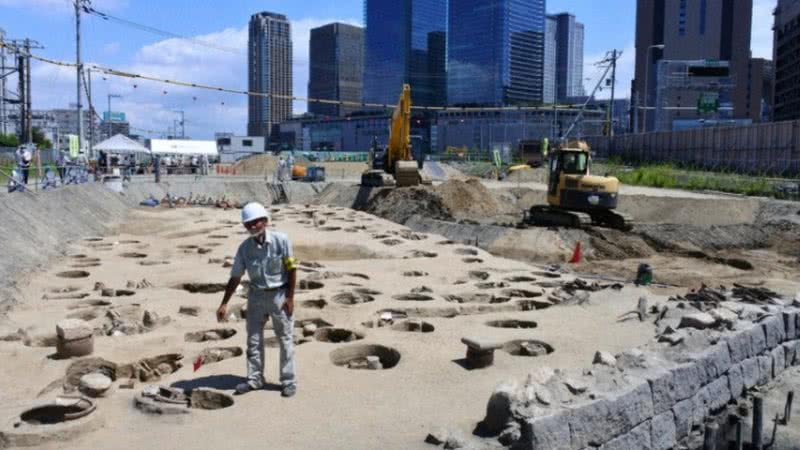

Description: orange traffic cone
[569,242,582,264]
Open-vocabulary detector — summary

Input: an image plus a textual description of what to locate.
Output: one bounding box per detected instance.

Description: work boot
[281,384,296,398]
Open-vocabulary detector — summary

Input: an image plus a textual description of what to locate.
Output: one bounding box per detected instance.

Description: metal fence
[585,120,800,176]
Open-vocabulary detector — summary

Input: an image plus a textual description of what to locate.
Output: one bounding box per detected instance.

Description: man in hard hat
[216,202,298,397]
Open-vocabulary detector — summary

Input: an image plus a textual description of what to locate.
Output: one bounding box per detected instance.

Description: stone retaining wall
[486,308,800,450]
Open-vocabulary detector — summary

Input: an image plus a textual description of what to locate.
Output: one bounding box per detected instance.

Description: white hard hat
[241,202,269,223]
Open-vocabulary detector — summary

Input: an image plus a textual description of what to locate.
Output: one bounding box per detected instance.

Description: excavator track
[588,210,636,231]
[524,205,592,228]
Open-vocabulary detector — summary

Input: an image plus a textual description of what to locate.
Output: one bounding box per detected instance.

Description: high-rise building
[308,23,364,117]
[633,0,752,131]
[447,0,546,106]
[363,0,447,107]
[549,13,585,102]
[248,12,292,141]
[773,0,800,122]
[543,16,557,105]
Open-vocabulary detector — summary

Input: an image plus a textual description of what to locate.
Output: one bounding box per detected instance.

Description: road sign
[103,111,126,122]
[697,93,719,114]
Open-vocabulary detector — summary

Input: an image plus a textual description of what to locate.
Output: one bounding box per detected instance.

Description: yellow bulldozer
[361,84,423,187]
[522,140,634,230]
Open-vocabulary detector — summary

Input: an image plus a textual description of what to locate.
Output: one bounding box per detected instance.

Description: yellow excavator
[522,140,634,230]
[361,84,423,187]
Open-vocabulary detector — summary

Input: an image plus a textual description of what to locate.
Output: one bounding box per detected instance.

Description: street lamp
[642,44,665,133]
[107,94,121,139]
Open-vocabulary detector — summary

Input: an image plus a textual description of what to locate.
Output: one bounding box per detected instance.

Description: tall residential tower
[550,13,585,102]
[308,23,364,117]
[248,12,293,141]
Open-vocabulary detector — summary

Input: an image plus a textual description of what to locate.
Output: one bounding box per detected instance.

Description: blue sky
[0,0,776,139]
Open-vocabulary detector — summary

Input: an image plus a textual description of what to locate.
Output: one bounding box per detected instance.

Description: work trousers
[245,289,296,388]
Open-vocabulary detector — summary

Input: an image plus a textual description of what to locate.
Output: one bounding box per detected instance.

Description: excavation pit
[463,258,484,264]
[391,320,435,333]
[392,293,436,302]
[314,328,365,343]
[118,240,141,244]
[56,271,90,279]
[502,339,554,357]
[195,346,242,364]
[293,318,333,329]
[208,235,228,239]
[176,283,228,294]
[331,292,375,305]
[298,280,324,290]
[354,288,382,296]
[320,226,342,232]
[444,293,510,304]
[70,255,87,259]
[486,319,538,329]
[264,335,311,348]
[190,388,234,410]
[300,299,327,309]
[403,271,428,277]
[330,344,401,370]
[468,271,491,281]
[382,239,403,246]
[532,271,561,279]
[185,328,237,343]
[84,238,103,242]
[72,263,101,268]
[19,399,94,425]
[455,248,479,256]
[502,289,544,298]
[505,276,537,283]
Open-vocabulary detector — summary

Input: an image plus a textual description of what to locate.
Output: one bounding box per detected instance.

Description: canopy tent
[94,134,150,154]
[149,139,217,156]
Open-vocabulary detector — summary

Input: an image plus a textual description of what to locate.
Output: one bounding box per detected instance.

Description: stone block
[692,377,731,426]
[757,355,772,386]
[519,414,571,450]
[678,312,716,330]
[748,324,768,356]
[694,343,732,382]
[600,420,651,450]
[762,315,787,348]
[672,398,693,440]
[726,328,753,363]
[771,346,786,378]
[56,319,93,341]
[651,411,677,450]
[783,341,799,366]
[649,363,704,415]
[741,358,759,389]
[481,381,516,435]
[461,337,502,351]
[569,381,654,449]
[727,364,744,399]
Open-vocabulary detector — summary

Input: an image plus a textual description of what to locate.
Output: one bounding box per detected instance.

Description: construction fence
[585,120,800,176]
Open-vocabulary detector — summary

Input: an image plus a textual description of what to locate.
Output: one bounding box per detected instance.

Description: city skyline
[0,0,777,139]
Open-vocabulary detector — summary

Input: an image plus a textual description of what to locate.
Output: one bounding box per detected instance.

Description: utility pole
[608,49,618,137]
[75,0,91,153]
[17,48,25,143]
[0,28,6,136]
[24,39,32,145]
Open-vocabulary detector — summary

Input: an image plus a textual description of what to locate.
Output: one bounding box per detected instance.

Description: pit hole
[20,401,94,425]
[294,318,333,329]
[178,245,199,250]
[119,240,141,244]
[502,340,554,357]
[70,254,87,259]
[505,276,537,283]
[190,389,235,410]
[195,346,242,364]
[410,251,437,258]
[455,248,478,256]
[382,239,403,246]
[331,292,375,305]
[486,319,538,329]
[392,293,435,301]
[468,271,490,281]
[532,271,561,279]
[320,226,342,232]
[185,328,237,343]
[139,260,170,266]
[264,334,312,348]
[444,293,510,304]
[72,263,101,268]
[391,320,434,333]
[208,235,228,239]
[463,258,484,264]
[84,237,103,242]
[50,286,81,293]
[314,328,364,343]
[114,289,136,297]
[403,271,428,277]
[56,270,90,279]
[298,280,324,290]
[176,283,227,294]
[300,299,327,309]
[476,282,509,289]
[502,289,544,298]
[354,288,382,296]
[330,344,401,370]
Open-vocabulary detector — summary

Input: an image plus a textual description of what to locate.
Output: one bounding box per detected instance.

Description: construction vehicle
[361,84,423,187]
[522,140,634,230]
[291,164,326,182]
[516,139,546,168]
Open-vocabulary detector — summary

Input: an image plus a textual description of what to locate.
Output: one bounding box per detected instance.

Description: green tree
[0,133,19,148]
[31,128,53,150]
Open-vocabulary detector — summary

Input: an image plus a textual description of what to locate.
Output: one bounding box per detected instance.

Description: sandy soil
[0,204,663,450]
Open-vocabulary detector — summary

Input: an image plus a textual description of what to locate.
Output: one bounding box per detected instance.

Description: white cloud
[752,0,776,59]
[102,42,120,56]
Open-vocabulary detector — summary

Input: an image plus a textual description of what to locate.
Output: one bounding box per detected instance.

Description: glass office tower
[448,0,546,106]
[363,0,447,107]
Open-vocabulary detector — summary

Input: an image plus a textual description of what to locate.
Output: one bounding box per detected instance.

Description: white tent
[149,139,217,156]
[94,134,150,154]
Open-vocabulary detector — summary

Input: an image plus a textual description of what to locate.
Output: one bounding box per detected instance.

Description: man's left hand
[283,298,294,317]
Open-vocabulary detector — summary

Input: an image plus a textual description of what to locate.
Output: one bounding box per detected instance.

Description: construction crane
[361,84,423,187]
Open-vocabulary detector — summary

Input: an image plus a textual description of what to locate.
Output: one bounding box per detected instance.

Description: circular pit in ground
[502,339,554,357]
[314,328,364,343]
[330,344,401,370]
[56,270,90,279]
[486,319,538,329]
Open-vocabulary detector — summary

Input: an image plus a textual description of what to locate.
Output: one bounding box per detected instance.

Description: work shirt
[230,231,298,292]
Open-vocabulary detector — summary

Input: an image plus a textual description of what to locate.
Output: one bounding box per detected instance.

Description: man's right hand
[216,304,228,323]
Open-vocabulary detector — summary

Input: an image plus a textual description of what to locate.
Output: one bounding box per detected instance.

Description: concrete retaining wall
[501,310,800,449]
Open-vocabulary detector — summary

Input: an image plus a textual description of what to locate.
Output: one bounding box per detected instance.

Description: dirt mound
[505,167,548,183]
[232,155,281,176]
[365,187,454,224]
[434,178,505,220]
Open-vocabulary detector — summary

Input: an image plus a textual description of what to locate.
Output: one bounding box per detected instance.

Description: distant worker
[541,137,549,158]
[56,150,68,183]
[277,156,286,182]
[201,154,209,176]
[153,155,161,183]
[15,145,32,185]
[216,202,298,397]
[287,153,295,179]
